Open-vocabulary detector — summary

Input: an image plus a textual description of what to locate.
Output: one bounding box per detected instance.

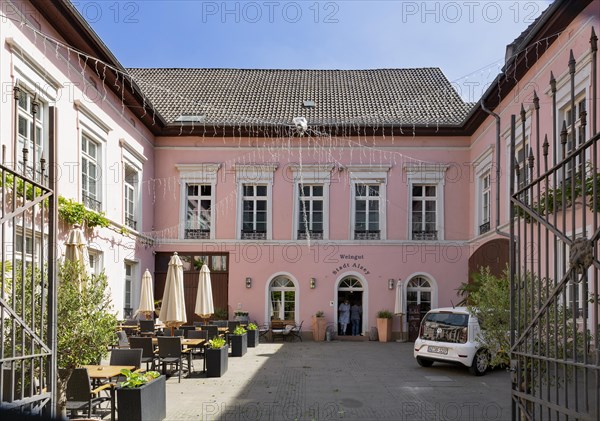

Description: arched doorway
[337,276,364,336]
[406,276,434,341]
[268,275,297,322]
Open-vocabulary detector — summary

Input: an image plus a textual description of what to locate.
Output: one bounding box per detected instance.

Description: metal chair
[200,325,219,340]
[157,336,189,382]
[258,323,270,343]
[173,328,185,337]
[66,368,113,419]
[109,348,143,371]
[289,320,304,342]
[139,320,155,337]
[227,321,240,332]
[113,330,129,349]
[128,337,157,371]
[187,330,208,371]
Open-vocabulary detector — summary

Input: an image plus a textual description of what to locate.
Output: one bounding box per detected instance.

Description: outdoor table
[82,364,135,421]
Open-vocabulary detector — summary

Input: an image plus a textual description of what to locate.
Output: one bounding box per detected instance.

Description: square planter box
[376,318,393,342]
[206,345,228,377]
[230,333,247,357]
[117,375,166,421]
[246,329,259,347]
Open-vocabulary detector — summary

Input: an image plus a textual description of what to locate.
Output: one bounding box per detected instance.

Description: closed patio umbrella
[394,280,405,341]
[136,269,155,319]
[159,252,187,333]
[194,264,214,321]
[64,223,90,288]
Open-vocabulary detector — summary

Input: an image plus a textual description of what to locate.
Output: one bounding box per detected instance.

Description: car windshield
[420,312,469,343]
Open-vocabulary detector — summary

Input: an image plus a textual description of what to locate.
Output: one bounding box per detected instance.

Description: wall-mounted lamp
[245,277,252,288]
[388,279,395,290]
[310,277,316,289]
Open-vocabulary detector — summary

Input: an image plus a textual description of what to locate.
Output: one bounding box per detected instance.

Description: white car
[413,307,490,376]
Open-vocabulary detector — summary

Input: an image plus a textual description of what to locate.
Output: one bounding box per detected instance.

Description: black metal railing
[125,217,137,231]
[298,230,323,240]
[412,230,438,241]
[479,221,490,235]
[185,228,210,239]
[82,193,102,212]
[354,230,380,240]
[241,230,267,240]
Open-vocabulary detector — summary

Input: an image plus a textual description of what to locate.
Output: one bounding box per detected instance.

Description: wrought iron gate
[510,29,599,420]
[0,86,57,415]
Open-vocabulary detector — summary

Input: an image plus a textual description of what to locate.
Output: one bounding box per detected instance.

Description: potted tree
[376,310,393,342]
[312,311,327,341]
[117,369,166,421]
[205,337,228,377]
[246,322,259,347]
[234,311,249,323]
[229,325,248,357]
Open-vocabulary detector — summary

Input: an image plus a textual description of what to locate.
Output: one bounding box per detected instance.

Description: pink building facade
[1,0,598,341]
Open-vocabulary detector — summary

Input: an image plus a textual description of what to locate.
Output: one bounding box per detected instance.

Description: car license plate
[427,346,448,355]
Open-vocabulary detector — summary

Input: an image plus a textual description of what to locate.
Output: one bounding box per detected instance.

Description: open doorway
[337,276,364,336]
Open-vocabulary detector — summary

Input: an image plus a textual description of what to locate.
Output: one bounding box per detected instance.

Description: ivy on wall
[58,196,110,228]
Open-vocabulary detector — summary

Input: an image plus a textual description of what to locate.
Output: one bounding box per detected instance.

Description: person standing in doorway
[338,299,351,335]
[350,301,362,336]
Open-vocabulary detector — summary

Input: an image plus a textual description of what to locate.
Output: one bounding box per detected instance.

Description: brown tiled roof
[127,68,472,127]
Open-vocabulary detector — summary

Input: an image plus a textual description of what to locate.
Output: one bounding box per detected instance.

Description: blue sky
[73,1,552,102]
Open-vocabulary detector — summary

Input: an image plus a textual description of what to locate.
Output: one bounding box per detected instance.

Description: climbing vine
[58,196,110,228]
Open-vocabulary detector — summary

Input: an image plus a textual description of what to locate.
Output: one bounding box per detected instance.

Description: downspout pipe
[480,101,510,239]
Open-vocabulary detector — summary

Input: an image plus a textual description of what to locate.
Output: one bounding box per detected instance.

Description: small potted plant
[312,311,327,341]
[229,325,247,357]
[376,310,393,342]
[246,322,259,347]
[205,337,228,377]
[117,369,165,421]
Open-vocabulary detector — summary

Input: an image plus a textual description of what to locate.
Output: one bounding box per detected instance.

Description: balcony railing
[82,193,102,212]
[125,217,137,231]
[479,221,490,235]
[412,230,438,241]
[354,230,380,240]
[298,230,323,240]
[241,230,267,240]
[185,229,210,239]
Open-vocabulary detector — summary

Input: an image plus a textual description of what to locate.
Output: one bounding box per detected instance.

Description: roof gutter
[480,100,510,239]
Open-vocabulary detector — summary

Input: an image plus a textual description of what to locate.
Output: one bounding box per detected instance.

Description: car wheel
[469,349,489,376]
[416,357,434,367]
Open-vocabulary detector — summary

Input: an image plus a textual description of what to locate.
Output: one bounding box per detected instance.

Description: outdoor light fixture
[246,277,252,288]
[310,278,316,289]
[388,279,395,290]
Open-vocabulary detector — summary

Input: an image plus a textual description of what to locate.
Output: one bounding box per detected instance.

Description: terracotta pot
[312,316,327,341]
[376,318,392,342]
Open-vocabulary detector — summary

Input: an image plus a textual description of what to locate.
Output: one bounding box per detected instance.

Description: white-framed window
[269,276,296,321]
[480,172,491,235]
[411,185,437,240]
[558,94,587,181]
[347,165,390,241]
[404,164,446,241]
[298,184,324,239]
[185,184,212,239]
[88,249,103,276]
[242,184,267,239]
[124,262,134,317]
[124,164,139,231]
[16,88,47,180]
[290,164,333,240]
[81,132,102,212]
[473,145,494,237]
[176,163,220,240]
[406,276,435,327]
[354,184,381,239]
[235,164,277,240]
[14,230,42,263]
